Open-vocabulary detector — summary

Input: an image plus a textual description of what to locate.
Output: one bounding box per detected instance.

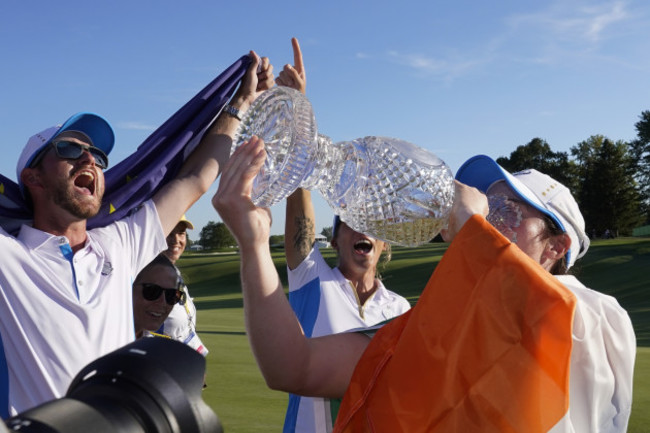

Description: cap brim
[180,221,194,230]
[57,112,115,155]
[456,155,567,234]
[332,215,341,239]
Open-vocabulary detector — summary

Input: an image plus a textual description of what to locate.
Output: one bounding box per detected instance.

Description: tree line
[194,110,650,248]
[497,110,649,238]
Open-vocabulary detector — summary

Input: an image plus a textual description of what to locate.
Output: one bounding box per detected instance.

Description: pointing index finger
[291,37,304,75]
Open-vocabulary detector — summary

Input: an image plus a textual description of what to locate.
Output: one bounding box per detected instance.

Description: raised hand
[212,136,272,246]
[276,37,306,94]
[233,50,275,110]
[440,181,489,241]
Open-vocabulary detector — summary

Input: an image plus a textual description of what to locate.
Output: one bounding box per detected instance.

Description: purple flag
[0,55,251,234]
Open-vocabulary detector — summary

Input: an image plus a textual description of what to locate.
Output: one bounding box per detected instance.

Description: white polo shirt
[159,284,209,357]
[0,200,167,416]
[284,247,411,433]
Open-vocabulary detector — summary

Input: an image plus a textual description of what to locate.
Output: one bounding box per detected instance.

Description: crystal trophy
[232,86,455,246]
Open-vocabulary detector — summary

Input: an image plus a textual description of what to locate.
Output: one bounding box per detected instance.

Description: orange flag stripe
[334,216,576,433]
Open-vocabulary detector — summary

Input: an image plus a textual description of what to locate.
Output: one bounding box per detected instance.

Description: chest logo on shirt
[102,262,114,276]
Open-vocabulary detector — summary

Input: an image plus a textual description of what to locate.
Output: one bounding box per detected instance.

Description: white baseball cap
[456,155,590,268]
[16,112,114,192]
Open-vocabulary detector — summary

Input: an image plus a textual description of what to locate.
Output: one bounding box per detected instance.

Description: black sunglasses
[30,140,109,169]
[140,283,185,306]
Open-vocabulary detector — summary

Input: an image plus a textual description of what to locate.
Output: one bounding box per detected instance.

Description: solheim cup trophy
[232,86,455,246]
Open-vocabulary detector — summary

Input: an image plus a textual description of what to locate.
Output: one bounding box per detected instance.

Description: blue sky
[1,1,649,237]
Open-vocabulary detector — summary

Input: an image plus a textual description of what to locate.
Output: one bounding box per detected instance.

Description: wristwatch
[223,104,243,121]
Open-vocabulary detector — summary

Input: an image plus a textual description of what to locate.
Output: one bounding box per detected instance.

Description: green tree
[269,234,285,246]
[571,136,644,236]
[630,110,650,222]
[321,226,333,241]
[496,138,578,192]
[199,221,236,249]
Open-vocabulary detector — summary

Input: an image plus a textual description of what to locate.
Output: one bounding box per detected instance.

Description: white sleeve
[396,295,412,314]
[287,247,331,293]
[566,281,636,433]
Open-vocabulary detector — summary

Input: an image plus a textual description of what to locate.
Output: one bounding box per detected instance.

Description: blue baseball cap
[16,112,115,191]
[456,155,589,268]
[332,215,342,239]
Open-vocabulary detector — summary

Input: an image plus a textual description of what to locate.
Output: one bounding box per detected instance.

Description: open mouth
[74,170,96,195]
[354,239,373,254]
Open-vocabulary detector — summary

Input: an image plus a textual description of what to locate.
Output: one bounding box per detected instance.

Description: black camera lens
[4,338,222,433]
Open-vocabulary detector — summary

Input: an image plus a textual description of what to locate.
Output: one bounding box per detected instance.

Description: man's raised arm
[154,51,274,235]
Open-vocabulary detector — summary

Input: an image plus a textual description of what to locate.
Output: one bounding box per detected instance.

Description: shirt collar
[17,224,93,254]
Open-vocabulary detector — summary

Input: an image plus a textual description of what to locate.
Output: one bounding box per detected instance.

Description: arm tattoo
[292,215,314,258]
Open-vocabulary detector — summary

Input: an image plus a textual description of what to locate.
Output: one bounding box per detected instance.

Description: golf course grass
[178,237,650,432]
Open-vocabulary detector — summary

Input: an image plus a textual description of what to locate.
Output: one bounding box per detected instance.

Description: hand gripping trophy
[232,86,455,247]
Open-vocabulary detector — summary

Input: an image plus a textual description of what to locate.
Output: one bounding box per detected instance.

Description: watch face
[225,105,242,120]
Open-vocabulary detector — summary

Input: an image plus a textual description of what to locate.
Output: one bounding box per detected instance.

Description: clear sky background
[1,1,649,238]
